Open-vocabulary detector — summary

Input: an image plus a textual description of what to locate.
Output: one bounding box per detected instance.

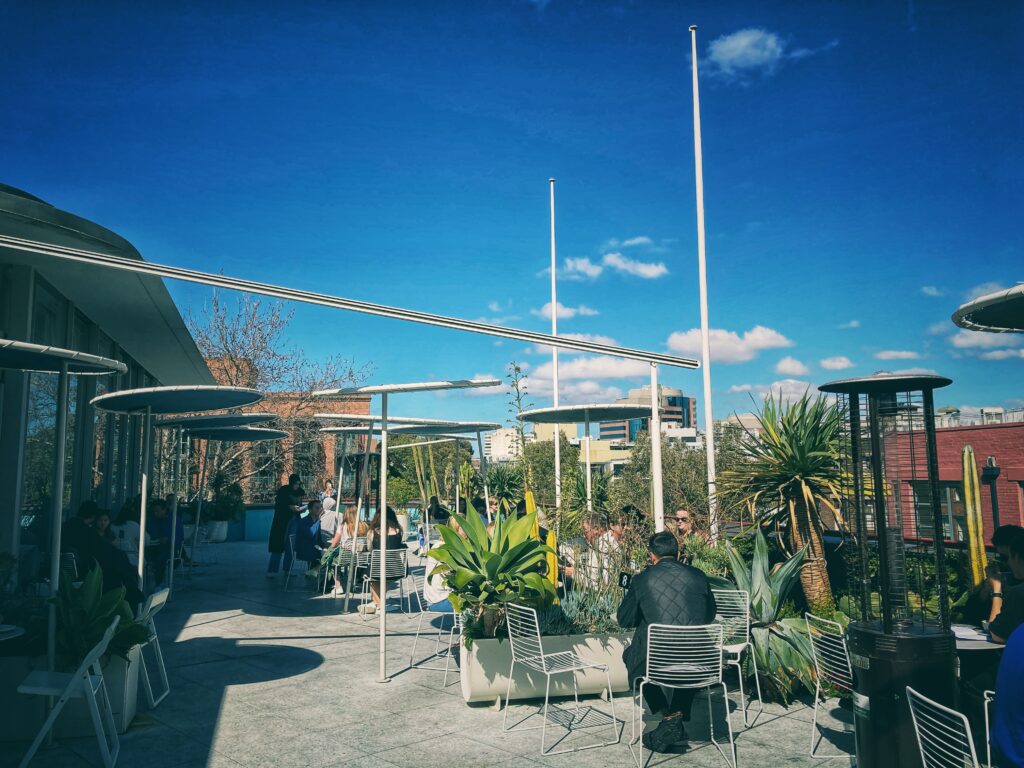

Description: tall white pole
[188,440,211,579]
[378,392,389,683]
[584,409,593,513]
[549,179,562,512]
[168,426,182,597]
[138,406,153,588]
[689,25,719,541]
[477,431,491,521]
[650,364,665,532]
[343,424,375,613]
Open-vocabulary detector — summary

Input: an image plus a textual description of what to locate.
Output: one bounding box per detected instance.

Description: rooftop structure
[598,384,696,442]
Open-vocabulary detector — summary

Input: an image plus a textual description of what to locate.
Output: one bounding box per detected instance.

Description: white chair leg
[748,647,764,724]
[18,693,72,768]
[139,634,170,708]
[604,667,619,746]
[719,682,737,768]
[442,620,457,688]
[502,661,516,731]
[84,680,116,768]
[809,680,821,756]
[629,681,645,768]
[540,674,552,755]
[732,657,749,726]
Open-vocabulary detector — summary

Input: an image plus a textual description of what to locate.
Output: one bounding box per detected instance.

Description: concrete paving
[4,541,855,768]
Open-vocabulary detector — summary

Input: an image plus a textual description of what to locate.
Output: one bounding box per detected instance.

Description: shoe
[358,603,377,615]
[642,716,687,753]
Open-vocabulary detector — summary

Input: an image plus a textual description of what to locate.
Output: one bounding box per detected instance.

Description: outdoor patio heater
[819,373,956,768]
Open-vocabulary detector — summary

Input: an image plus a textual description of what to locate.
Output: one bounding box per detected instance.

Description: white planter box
[207,520,229,543]
[396,514,411,542]
[55,645,140,737]
[460,632,632,703]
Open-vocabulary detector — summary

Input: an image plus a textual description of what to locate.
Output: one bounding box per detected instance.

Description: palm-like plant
[429,510,555,639]
[486,463,523,517]
[723,530,817,701]
[568,469,609,516]
[717,392,844,611]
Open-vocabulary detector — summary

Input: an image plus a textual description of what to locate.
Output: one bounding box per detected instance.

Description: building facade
[598,385,696,442]
[483,427,522,464]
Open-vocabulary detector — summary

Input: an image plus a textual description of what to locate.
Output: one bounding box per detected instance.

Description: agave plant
[429,510,555,640]
[722,529,817,702]
[717,392,844,612]
[486,463,523,517]
[567,469,609,517]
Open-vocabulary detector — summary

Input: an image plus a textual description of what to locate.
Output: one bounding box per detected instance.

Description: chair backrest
[906,686,980,768]
[76,616,120,678]
[369,549,407,579]
[712,589,751,646]
[506,603,545,666]
[805,612,853,693]
[288,534,297,560]
[646,623,724,689]
[60,552,79,583]
[137,588,169,625]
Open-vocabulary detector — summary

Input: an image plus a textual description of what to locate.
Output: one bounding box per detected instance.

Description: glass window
[912,481,965,542]
[31,277,66,346]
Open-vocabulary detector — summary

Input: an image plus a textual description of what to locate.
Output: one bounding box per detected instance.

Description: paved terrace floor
[3,541,855,768]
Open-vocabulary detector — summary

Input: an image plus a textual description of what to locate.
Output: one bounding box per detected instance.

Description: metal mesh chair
[360,549,410,617]
[983,690,995,768]
[322,537,368,596]
[17,617,121,768]
[136,588,170,708]
[59,552,79,585]
[713,588,763,727]
[502,602,619,755]
[906,685,981,768]
[408,574,460,686]
[805,612,853,759]
[629,623,736,768]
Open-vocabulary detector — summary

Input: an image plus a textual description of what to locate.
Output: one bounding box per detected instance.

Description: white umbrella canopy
[952,283,1024,334]
[155,412,277,429]
[0,339,124,675]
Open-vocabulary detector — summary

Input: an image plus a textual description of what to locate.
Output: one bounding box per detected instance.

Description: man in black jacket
[616,531,717,752]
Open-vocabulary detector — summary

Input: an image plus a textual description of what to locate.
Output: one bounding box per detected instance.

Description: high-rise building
[483,427,523,463]
[598,385,697,442]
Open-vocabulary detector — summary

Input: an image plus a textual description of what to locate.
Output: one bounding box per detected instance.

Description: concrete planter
[460,632,631,703]
[55,645,140,736]
[396,513,411,542]
[207,520,229,543]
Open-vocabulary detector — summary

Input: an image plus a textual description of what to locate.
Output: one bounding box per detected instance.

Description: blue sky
[3,1,1022,432]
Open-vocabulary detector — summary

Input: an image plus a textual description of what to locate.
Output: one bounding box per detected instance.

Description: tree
[523,432,580,509]
[716,393,843,612]
[186,292,369,500]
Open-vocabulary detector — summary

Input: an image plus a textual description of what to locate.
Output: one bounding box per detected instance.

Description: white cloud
[769,379,813,403]
[965,282,1009,302]
[875,350,921,360]
[706,29,837,83]
[838,320,860,329]
[562,257,603,280]
[529,301,599,320]
[927,322,950,335]
[527,377,624,405]
[533,355,650,381]
[621,236,653,248]
[980,349,1024,361]
[487,300,502,313]
[920,286,944,298]
[775,356,810,376]
[532,332,618,354]
[666,325,794,364]
[465,373,507,397]
[949,329,1021,350]
[728,384,757,393]
[820,356,855,371]
[601,252,668,279]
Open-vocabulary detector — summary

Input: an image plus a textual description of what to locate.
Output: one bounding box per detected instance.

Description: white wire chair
[805,612,853,759]
[321,537,368,596]
[983,690,995,768]
[59,552,80,585]
[359,549,410,618]
[502,602,619,756]
[713,588,763,727]
[136,588,170,708]
[17,616,121,768]
[408,574,460,686]
[906,685,981,768]
[629,622,736,768]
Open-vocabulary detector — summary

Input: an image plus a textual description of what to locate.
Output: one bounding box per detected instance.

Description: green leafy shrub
[54,568,149,669]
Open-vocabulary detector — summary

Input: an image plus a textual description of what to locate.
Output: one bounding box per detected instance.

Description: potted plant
[52,568,150,734]
[430,511,631,703]
[207,473,245,543]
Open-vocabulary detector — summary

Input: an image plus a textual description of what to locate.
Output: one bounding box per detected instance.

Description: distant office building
[598,385,696,442]
[934,406,1024,428]
[717,413,763,438]
[484,427,523,463]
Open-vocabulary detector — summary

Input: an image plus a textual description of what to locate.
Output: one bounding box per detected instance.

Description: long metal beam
[1,235,700,369]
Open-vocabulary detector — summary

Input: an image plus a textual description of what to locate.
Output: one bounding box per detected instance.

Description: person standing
[267,473,305,577]
[616,531,717,753]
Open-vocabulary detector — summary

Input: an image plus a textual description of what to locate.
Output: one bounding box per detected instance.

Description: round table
[0,626,26,642]
[956,636,1003,651]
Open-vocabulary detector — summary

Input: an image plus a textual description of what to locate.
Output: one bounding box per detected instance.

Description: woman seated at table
[113,496,151,567]
[324,506,369,595]
[361,507,404,614]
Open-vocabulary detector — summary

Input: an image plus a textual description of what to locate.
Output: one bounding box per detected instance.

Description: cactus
[962,445,987,587]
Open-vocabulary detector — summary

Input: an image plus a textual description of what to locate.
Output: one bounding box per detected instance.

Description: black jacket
[616,557,718,683]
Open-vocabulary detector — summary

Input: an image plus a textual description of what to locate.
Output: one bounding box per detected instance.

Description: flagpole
[689,25,719,541]
[549,179,562,513]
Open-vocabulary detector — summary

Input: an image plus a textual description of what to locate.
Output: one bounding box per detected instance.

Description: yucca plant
[718,392,844,612]
[429,510,554,641]
[486,463,523,517]
[723,530,817,702]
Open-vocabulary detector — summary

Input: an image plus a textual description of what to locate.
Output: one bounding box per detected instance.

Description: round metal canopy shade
[315,413,459,426]
[518,403,655,424]
[320,426,384,434]
[91,385,263,414]
[184,426,288,442]
[952,283,1024,334]
[391,422,501,436]
[0,338,126,376]
[154,412,277,429]
[314,378,502,396]
[819,373,952,396]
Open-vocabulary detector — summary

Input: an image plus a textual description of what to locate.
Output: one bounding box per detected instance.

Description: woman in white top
[325,506,368,595]
[113,503,150,567]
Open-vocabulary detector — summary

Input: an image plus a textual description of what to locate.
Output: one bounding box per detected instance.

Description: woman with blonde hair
[324,506,369,595]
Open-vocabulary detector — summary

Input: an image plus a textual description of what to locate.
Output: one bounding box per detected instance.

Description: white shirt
[423,554,451,605]
[112,521,150,565]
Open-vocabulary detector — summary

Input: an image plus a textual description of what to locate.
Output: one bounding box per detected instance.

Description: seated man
[616,531,717,753]
[991,531,1024,644]
[284,500,324,576]
[992,623,1024,767]
[993,525,1024,588]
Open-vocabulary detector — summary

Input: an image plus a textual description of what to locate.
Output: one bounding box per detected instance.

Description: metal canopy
[184,426,288,442]
[518,403,654,424]
[315,413,460,426]
[391,421,501,437]
[155,412,276,429]
[91,385,263,414]
[952,283,1024,334]
[0,338,126,375]
[819,373,953,396]
[320,426,384,435]
[315,378,502,396]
